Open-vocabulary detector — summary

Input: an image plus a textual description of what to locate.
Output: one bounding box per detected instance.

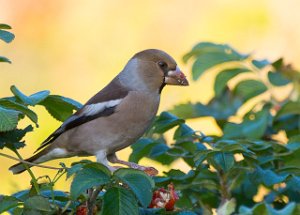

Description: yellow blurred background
[1,0,300,196]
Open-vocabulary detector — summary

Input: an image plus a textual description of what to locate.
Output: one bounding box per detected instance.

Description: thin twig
[13,150,41,194]
[87,186,103,215]
[0,152,64,170]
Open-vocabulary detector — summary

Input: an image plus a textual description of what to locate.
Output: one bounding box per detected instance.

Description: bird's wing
[35,77,129,152]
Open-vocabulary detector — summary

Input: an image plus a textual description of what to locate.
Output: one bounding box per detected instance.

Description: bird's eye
[158,61,167,69]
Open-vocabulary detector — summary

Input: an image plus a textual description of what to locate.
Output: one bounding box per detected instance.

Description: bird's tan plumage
[9,49,188,174]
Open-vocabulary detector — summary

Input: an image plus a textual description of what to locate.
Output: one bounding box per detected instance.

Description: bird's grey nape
[119,58,149,91]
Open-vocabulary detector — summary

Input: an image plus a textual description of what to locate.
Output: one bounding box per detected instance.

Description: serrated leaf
[0,196,20,213]
[70,163,110,199]
[0,24,12,29]
[0,99,38,125]
[23,196,51,212]
[0,125,33,149]
[66,161,89,179]
[101,187,138,215]
[0,56,11,63]
[214,68,251,97]
[153,112,184,133]
[234,79,267,102]
[0,106,20,131]
[0,29,15,43]
[114,168,154,207]
[268,71,291,86]
[39,95,82,121]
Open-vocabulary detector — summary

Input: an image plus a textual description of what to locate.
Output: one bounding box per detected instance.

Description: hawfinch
[10,49,189,175]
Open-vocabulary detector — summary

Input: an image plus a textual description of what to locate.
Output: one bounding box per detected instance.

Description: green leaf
[66,160,92,179]
[70,163,111,199]
[276,101,300,119]
[209,152,235,172]
[0,106,20,131]
[234,79,268,102]
[0,99,38,125]
[177,211,198,215]
[114,168,154,207]
[0,56,11,63]
[28,90,50,104]
[174,123,194,139]
[0,29,15,43]
[39,95,82,121]
[129,138,158,163]
[239,202,297,215]
[286,135,300,150]
[216,199,236,215]
[0,125,33,149]
[272,58,283,70]
[251,167,288,187]
[101,187,139,215]
[153,112,184,133]
[252,59,270,69]
[0,196,20,213]
[268,71,291,86]
[183,42,248,80]
[10,85,34,105]
[10,85,50,106]
[239,203,267,215]
[267,202,297,215]
[194,150,218,167]
[170,89,242,121]
[214,68,251,97]
[223,107,270,139]
[0,24,12,29]
[149,143,169,157]
[23,196,51,212]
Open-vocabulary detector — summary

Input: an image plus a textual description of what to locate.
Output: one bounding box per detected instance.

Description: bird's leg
[107,153,158,176]
[96,150,122,172]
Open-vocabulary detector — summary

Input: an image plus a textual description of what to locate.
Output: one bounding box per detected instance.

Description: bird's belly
[67,92,160,155]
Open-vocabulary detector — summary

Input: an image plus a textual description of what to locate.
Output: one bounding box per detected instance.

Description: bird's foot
[108,155,159,176]
[123,162,158,176]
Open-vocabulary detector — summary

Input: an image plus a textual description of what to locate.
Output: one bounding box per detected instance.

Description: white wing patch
[35,148,68,163]
[82,99,123,116]
[54,98,123,134]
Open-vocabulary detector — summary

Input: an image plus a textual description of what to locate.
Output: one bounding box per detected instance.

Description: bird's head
[119,49,189,93]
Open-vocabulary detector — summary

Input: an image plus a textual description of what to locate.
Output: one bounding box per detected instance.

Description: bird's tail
[9,150,49,174]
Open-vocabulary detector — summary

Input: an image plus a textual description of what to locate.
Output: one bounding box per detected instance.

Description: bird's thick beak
[164,66,189,86]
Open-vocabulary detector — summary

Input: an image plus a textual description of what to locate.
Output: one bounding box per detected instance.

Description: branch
[0,152,64,171]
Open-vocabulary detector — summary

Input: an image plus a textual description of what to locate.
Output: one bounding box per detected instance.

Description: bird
[9,49,189,175]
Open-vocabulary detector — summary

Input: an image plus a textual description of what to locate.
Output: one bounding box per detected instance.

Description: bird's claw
[128,163,159,176]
